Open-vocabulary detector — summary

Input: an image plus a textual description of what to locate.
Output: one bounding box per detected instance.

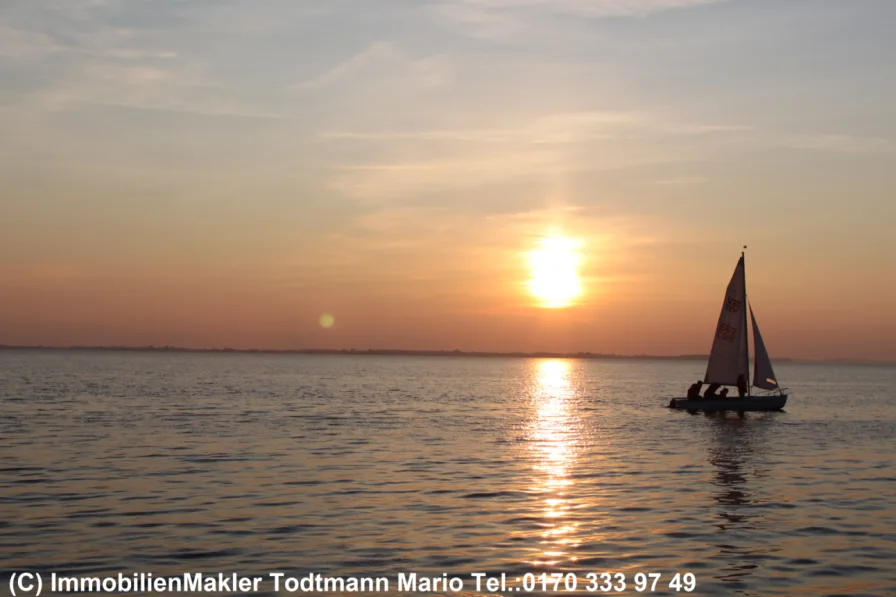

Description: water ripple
[1,351,895,596]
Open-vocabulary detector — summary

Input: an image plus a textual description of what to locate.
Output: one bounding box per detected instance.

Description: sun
[526,235,584,308]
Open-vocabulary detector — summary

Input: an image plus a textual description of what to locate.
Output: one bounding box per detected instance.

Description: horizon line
[1,345,893,366]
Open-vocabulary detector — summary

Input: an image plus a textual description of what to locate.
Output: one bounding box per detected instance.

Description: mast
[742,246,750,395]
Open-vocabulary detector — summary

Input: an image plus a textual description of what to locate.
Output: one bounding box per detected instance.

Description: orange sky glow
[1,1,895,361]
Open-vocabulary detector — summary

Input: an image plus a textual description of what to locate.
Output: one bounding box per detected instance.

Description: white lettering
[324,577,345,592]
[184,573,203,592]
[217,572,231,592]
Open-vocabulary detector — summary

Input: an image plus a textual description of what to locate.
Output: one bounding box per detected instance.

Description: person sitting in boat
[736,374,747,398]
[719,387,730,399]
[686,381,703,399]
[703,382,721,399]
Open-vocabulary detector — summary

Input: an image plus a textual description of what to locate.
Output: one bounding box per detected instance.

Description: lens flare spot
[319,313,335,328]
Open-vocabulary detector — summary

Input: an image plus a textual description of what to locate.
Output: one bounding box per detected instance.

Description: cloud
[296,42,399,90]
[26,60,284,120]
[320,111,749,145]
[446,0,722,18]
[430,0,723,38]
[319,112,894,206]
[0,1,321,120]
[294,41,452,92]
[779,134,891,155]
[0,23,61,59]
[650,176,709,185]
[661,123,752,135]
[320,110,643,143]
[319,110,749,201]
[275,199,666,305]
[327,149,566,202]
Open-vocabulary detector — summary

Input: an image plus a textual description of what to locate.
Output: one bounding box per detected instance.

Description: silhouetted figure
[736,374,747,398]
[687,381,704,399]
[704,382,722,399]
[720,387,730,399]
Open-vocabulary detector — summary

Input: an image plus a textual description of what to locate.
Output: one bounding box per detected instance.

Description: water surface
[1,351,894,596]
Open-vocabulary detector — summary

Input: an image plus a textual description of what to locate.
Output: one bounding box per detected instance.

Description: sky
[1,0,895,361]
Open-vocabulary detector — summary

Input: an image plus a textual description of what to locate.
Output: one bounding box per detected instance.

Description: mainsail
[750,305,779,390]
[704,255,750,386]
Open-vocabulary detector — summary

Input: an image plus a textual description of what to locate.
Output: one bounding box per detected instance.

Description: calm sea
[1,350,894,597]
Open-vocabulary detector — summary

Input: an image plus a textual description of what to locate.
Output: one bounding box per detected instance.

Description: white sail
[704,255,750,386]
[750,305,778,390]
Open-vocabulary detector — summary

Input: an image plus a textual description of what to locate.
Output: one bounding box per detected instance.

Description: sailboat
[669,250,788,413]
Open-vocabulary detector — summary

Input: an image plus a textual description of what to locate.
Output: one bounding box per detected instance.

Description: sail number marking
[725,297,742,312]
[716,322,737,342]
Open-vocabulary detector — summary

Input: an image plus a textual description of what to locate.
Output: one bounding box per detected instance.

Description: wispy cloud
[442,0,722,18]
[430,0,723,38]
[320,112,751,145]
[277,200,667,304]
[0,1,317,119]
[0,23,62,59]
[320,110,643,144]
[296,42,399,90]
[26,60,285,120]
[319,110,749,201]
[294,41,453,93]
[779,134,891,155]
[650,176,709,185]
[320,110,894,204]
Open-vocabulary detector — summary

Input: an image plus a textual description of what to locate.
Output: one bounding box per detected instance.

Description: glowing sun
[526,235,584,308]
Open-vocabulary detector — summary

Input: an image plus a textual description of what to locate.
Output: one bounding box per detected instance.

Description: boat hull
[668,395,788,412]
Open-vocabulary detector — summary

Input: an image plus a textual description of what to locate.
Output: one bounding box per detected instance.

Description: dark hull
[668,395,788,412]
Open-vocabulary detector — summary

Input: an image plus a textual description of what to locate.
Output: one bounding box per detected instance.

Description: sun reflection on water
[527,359,582,567]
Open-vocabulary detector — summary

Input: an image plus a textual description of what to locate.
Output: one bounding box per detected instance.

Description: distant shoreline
[0,344,711,360]
[1,344,893,365]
